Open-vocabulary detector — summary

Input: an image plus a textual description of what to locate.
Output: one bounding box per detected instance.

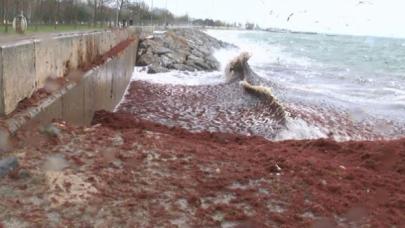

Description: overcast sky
[150,0,404,38]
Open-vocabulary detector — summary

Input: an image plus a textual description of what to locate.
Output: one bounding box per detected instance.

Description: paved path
[0,29,104,45]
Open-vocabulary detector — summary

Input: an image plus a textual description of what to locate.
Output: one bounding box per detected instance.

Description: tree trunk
[0,0,3,26]
[54,0,58,29]
[3,0,8,32]
[74,0,77,29]
[93,0,97,27]
[99,2,104,27]
[117,0,124,26]
[115,0,119,27]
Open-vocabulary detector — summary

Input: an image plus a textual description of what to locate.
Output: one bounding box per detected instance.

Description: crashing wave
[225,52,287,125]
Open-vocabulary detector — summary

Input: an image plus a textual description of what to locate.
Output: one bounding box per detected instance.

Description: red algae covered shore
[0,110,403,227]
[0,30,404,227]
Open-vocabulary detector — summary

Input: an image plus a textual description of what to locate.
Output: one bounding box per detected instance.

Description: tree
[2,0,9,32]
[115,0,128,26]
[92,0,98,26]
[0,0,232,31]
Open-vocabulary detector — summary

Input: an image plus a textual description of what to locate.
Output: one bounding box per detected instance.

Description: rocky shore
[136,29,235,73]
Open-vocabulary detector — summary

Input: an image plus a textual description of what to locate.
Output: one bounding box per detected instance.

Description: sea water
[128,30,405,141]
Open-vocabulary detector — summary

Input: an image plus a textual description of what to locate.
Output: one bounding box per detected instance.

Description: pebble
[0,156,19,178]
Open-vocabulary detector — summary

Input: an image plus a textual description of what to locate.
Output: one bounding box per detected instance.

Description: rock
[136,28,237,73]
[171,64,195,72]
[154,47,172,55]
[0,156,19,178]
[43,154,68,171]
[147,64,169,74]
[18,169,31,179]
[137,50,155,66]
[0,129,12,153]
[187,54,201,63]
[187,60,211,71]
[42,123,61,138]
[160,54,174,68]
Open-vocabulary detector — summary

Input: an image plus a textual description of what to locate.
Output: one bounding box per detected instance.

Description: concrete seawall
[0,28,139,133]
[0,29,136,115]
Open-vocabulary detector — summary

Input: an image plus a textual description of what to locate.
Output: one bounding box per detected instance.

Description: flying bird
[286,10,307,22]
[357,1,373,5]
[287,13,294,22]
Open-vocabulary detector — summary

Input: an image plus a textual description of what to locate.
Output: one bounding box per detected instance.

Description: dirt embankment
[0,109,403,227]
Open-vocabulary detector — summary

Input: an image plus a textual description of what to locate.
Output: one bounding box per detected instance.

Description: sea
[126,29,405,141]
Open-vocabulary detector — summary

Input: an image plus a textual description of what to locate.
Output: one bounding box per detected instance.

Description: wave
[125,30,405,141]
[225,52,287,126]
[118,52,292,140]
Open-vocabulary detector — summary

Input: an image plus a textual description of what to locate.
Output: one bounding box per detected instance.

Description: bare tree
[54,0,60,29]
[115,0,127,26]
[0,0,230,31]
[2,0,9,32]
[92,0,100,27]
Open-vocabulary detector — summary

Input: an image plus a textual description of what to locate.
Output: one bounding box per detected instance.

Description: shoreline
[0,110,403,226]
[0,28,404,227]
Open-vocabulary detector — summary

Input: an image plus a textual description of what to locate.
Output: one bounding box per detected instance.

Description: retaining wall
[0,29,135,115]
[4,39,138,133]
[0,28,139,133]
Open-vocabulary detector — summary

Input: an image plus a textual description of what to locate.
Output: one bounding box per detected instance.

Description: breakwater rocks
[136,29,235,73]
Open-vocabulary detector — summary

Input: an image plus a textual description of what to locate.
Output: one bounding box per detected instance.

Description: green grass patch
[0,24,108,35]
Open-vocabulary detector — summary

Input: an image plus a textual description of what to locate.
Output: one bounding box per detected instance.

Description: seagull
[286,10,307,22]
[287,13,294,22]
[357,1,373,5]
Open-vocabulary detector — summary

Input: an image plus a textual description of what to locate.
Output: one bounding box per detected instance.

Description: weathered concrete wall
[0,29,135,115]
[0,41,36,115]
[4,39,138,132]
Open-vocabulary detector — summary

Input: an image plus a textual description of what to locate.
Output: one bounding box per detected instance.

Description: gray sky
[150,0,404,37]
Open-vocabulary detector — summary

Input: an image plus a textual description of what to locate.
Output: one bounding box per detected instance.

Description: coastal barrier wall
[0,28,139,133]
[0,29,135,115]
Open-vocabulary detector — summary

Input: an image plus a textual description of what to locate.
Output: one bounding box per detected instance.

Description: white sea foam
[275,118,328,141]
[131,67,225,86]
[205,30,315,68]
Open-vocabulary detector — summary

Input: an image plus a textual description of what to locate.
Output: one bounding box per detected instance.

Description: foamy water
[207,30,405,140]
[126,30,405,141]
